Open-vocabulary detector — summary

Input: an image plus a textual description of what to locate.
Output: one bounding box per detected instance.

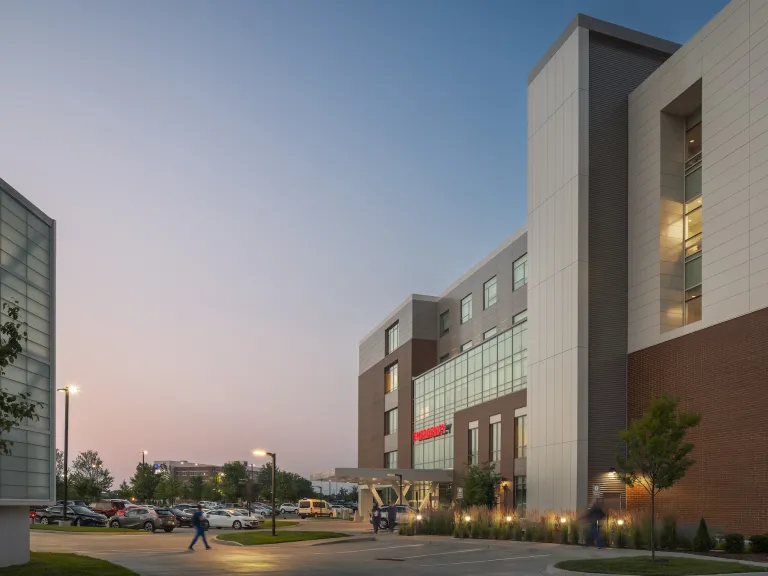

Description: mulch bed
[680,550,768,563]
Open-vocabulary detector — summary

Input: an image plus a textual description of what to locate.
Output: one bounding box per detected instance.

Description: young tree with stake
[615,394,700,560]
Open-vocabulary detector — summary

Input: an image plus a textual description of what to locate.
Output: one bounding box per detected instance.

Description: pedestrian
[583,502,606,549]
[189,504,212,551]
[371,503,381,534]
[387,504,397,533]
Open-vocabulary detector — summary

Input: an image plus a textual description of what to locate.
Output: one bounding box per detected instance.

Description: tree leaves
[0,300,41,456]
[462,462,502,508]
[69,450,114,503]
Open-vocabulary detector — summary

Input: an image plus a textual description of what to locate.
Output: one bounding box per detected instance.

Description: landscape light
[416,515,422,521]
[506,516,512,522]
[464,515,471,522]
[560,517,567,524]
[617,519,624,526]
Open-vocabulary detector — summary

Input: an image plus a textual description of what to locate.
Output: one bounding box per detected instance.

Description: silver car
[108,507,177,532]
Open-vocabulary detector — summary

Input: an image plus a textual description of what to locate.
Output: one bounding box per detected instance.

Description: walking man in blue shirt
[188,505,212,551]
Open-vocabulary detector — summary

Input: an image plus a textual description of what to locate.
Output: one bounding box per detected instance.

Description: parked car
[232,509,265,522]
[56,499,88,508]
[169,507,195,527]
[89,499,135,518]
[36,505,108,527]
[252,506,271,516]
[205,509,260,530]
[297,499,332,519]
[173,504,196,512]
[108,507,176,532]
[29,506,46,520]
[279,503,298,514]
[379,505,418,529]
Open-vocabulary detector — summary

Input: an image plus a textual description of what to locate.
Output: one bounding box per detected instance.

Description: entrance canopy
[310,467,452,484]
[310,468,452,512]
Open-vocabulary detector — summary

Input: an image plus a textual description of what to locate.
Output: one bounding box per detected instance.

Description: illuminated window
[468,428,478,465]
[515,415,527,458]
[490,422,501,465]
[513,254,528,290]
[385,408,398,435]
[385,363,399,393]
[385,322,399,354]
[684,110,702,325]
[514,476,527,510]
[484,276,497,309]
[461,294,473,324]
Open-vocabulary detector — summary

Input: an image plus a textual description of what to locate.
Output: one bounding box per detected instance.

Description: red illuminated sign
[413,423,448,442]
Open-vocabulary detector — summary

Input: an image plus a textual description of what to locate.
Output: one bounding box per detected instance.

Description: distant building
[152,460,223,482]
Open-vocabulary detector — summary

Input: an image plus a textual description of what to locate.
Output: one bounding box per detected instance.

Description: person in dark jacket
[584,503,606,549]
[387,505,397,532]
[371,504,381,534]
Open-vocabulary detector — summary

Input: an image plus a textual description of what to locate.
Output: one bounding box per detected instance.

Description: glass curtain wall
[684,111,702,324]
[412,313,527,469]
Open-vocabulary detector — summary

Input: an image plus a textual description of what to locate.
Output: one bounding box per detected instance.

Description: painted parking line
[421,553,551,567]
[314,544,424,555]
[394,548,485,560]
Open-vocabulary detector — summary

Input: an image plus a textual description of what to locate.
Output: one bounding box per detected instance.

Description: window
[685,111,703,325]
[514,475,527,510]
[385,408,398,435]
[461,341,472,352]
[484,277,497,309]
[440,310,449,335]
[468,428,478,465]
[439,353,450,363]
[515,415,527,458]
[490,422,501,465]
[385,322,399,354]
[385,450,398,469]
[483,327,497,340]
[461,294,472,324]
[513,254,528,290]
[385,363,399,394]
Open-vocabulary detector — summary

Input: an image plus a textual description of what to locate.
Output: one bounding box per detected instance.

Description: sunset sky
[0,0,727,485]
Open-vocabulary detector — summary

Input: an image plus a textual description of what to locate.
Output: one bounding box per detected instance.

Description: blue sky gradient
[0,0,728,483]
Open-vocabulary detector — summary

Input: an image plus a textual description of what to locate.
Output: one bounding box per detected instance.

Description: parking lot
[30,528,649,575]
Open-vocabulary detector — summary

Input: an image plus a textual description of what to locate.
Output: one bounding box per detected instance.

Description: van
[297,498,332,518]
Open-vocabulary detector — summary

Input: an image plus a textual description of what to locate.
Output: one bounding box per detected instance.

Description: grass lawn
[257,520,300,529]
[0,552,137,575]
[31,524,143,534]
[555,556,766,576]
[218,531,348,546]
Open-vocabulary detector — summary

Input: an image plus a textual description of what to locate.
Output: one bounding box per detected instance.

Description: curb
[310,536,377,547]
[214,536,244,546]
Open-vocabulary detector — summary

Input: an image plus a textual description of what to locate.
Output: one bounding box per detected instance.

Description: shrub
[630,521,644,549]
[616,528,627,549]
[560,527,569,544]
[452,523,461,538]
[660,514,678,550]
[398,522,415,536]
[677,535,692,551]
[724,534,745,553]
[692,518,713,553]
[418,512,454,536]
[538,525,548,542]
[514,523,524,541]
[569,524,580,545]
[524,525,536,542]
[749,534,768,554]
[585,524,595,547]
[503,523,513,540]
[489,525,498,540]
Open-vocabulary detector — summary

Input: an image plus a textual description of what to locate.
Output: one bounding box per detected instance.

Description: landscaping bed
[217,531,348,546]
[30,525,144,534]
[555,556,766,576]
[0,552,137,575]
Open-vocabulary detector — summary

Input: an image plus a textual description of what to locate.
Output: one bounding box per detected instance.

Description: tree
[616,394,700,560]
[0,301,42,455]
[462,463,501,508]
[201,474,222,502]
[221,461,247,502]
[156,465,182,505]
[130,463,160,504]
[55,448,65,500]
[116,480,133,500]
[188,476,204,501]
[69,450,114,503]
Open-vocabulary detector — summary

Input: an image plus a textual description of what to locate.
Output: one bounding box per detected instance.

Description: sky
[0,0,728,486]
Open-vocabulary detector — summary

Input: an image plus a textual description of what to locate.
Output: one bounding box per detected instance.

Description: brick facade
[627,308,768,535]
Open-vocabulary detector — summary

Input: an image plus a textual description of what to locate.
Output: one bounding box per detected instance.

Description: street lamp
[253,450,276,536]
[56,385,78,521]
[387,473,404,507]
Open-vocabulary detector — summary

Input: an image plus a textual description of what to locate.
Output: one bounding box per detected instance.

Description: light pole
[56,385,78,521]
[141,450,148,465]
[387,473,403,507]
[253,450,276,536]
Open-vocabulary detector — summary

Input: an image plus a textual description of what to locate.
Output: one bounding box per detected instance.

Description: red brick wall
[627,308,768,534]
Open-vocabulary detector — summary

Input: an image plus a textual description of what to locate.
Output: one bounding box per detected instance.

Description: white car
[329,504,351,512]
[232,509,265,522]
[279,503,298,514]
[204,509,260,530]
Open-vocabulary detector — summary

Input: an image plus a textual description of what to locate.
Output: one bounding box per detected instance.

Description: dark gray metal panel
[436,233,528,364]
[529,14,680,84]
[587,32,670,497]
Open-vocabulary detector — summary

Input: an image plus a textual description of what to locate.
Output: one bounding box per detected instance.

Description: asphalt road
[28,529,683,576]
